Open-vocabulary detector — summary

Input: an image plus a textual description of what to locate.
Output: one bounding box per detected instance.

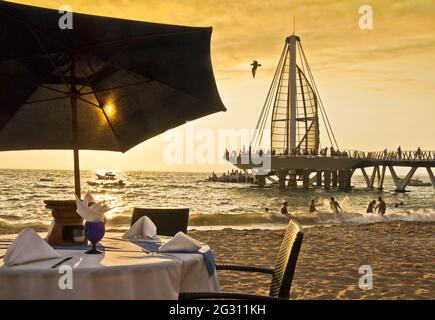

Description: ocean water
[0,169,434,233]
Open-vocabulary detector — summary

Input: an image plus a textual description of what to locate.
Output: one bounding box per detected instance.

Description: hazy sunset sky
[1,0,434,172]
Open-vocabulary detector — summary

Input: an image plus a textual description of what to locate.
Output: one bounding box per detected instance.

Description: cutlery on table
[50,256,73,268]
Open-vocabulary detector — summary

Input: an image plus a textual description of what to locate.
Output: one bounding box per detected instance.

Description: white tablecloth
[0,233,219,300]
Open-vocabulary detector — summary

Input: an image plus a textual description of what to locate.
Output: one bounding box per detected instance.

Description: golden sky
[1,0,434,172]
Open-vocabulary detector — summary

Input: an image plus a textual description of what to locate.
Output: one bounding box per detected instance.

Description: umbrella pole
[70,52,81,198]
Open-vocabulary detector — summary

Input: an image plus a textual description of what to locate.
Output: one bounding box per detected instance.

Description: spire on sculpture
[251,35,338,155]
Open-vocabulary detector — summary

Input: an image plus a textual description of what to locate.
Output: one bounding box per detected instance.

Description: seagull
[251,60,261,78]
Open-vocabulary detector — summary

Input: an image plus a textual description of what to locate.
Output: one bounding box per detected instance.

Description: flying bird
[251,60,261,78]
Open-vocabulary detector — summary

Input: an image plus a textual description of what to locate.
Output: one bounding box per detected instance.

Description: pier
[226,149,435,192]
[224,34,435,192]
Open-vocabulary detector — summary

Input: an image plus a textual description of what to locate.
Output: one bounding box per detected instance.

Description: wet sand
[190,221,435,299]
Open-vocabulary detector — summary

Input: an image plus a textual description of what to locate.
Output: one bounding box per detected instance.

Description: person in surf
[375,197,387,215]
[309,199,317,213]
[366,200,376,213]
[329,197,343,220]
[281,201,289,215]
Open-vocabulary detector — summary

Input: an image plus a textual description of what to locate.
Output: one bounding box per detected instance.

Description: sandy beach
[190,221,435,299]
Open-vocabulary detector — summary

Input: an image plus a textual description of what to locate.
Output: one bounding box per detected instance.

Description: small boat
[87,179,126,188]
[208,173,254,183]
[40,178,54,182]
[397,178,431,187]
[95,171,117,180]
[408,179,431,187]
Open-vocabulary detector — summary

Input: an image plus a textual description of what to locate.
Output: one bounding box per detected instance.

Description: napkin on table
[158,231,202,252]
[3,228,61,266]
[123,216,157,239]
[76,193,111,222]
[159,232,216,275]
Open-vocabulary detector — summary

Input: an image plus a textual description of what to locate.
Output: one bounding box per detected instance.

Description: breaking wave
[0,219,50,234]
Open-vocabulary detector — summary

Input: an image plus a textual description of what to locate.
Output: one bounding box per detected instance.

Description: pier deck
[228,150,435,192]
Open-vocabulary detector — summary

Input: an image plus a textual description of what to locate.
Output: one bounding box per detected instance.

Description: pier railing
[225,149,435,163]
[366,150,434,161]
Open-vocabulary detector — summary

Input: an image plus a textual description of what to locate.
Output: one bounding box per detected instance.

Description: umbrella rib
[79,80,153,97]
[77,96,124,152]
[25,95,69,105]
[101,108,124,152]
[39,84,69,95]
[0,52,66,64]
[0,54,71,133]
[0,60,70,97]
[81,70,222,114]
[100,61,224,111]
[77,97,100,108]
[78,39,134,92]
[27,28,71,90]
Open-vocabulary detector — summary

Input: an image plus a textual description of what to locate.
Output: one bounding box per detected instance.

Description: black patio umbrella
[0,1,226,197]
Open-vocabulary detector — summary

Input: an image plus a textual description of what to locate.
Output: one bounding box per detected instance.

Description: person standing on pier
[366,200,376,213]
[397,146,402,160]
[416,147,422,159]
[375,197,387,215]
[281,201,289,215]
[330,146,335,156]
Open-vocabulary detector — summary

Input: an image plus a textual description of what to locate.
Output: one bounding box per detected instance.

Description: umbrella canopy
[0,2,226,197]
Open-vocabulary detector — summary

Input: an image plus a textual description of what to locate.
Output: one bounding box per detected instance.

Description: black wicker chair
[179,220,303,300]
[131,207,189,237]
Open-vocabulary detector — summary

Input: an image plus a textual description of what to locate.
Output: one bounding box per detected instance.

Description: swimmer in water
[375,197,387,215]
[329,197,343,220]
[366,200,376,213]
[394,201,404,208]
[281,201,289,215]
[309,199,317,213]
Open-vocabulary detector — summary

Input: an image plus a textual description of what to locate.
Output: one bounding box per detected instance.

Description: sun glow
[104,103,115,117]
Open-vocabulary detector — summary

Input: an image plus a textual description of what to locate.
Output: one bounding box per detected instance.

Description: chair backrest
[269,220,304,299]
[131,208,190,236]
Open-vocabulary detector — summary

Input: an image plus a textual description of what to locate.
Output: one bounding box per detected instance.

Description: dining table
[0,232,219,300]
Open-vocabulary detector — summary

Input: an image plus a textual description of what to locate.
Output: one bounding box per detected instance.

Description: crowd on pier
[224,146,434,162]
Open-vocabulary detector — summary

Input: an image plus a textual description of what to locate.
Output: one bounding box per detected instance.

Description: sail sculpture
[251,35,336,155]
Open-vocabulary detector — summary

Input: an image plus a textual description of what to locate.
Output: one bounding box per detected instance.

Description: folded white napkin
[159,232,202,252]
[123,216,157,239]
[3,228,61,266]
[76,193,111,222]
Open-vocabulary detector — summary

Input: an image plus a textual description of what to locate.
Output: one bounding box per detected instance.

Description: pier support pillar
[288,170,297,188]
[316,171,322,187]
[338,170,352,191]
[278,170,288,188]
[323,170,331,190]
[388,166,417,192]
[377,166,386,190]
[370,166,379,189]
[426,167,435,188]
[302,170,310,189]
[256,175,266,188]
[361,167,372,188]
[331,171,338,188]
